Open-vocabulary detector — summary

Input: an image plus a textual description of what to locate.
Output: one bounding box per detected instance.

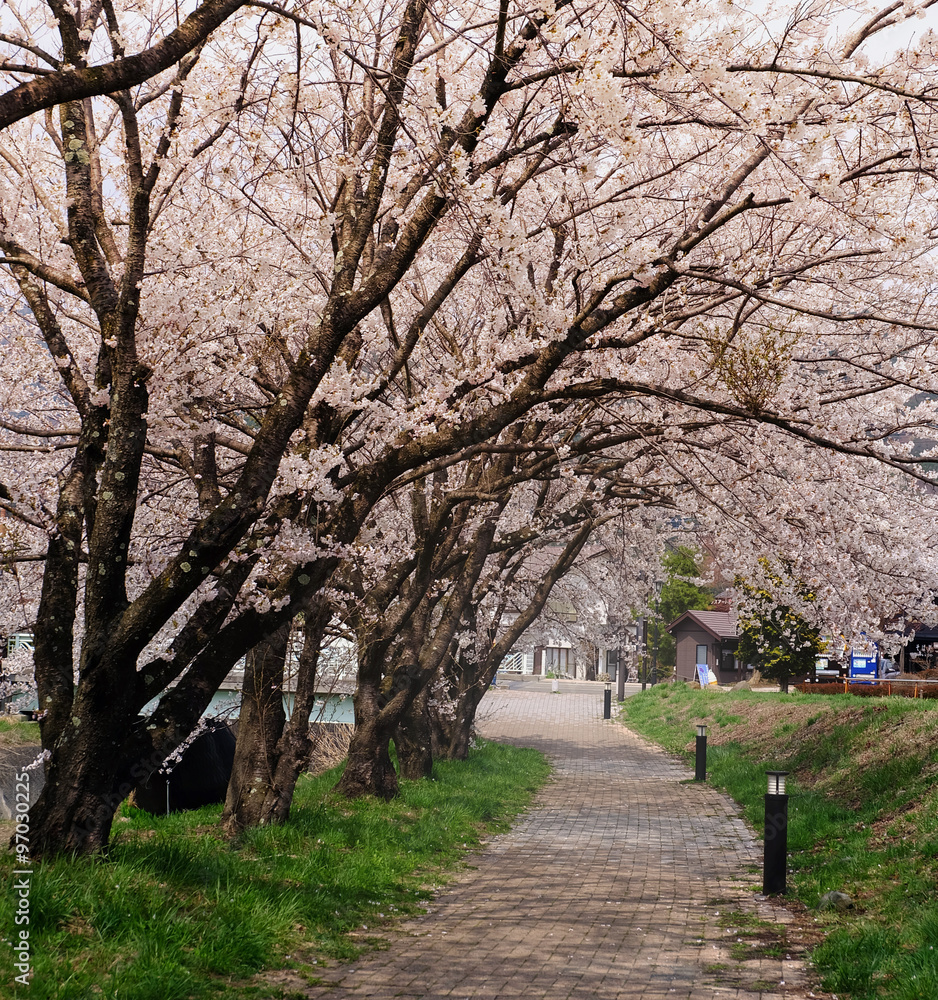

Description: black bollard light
[694,723,707,781]
[763,771,789,895]
[603,680,612,719]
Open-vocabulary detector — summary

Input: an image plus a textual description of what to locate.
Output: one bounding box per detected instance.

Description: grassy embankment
[0,718,39,743]
[620,683,938,1000]
[0,737,549,1000]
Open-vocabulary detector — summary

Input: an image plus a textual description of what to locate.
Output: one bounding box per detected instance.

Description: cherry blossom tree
[3,0,938,855]
[341,447,628,789]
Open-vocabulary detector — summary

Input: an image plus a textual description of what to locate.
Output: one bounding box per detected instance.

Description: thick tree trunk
[26,691,160,856]
[258,725,316,825]
[29,760,121,856]
[430,654,494,761]
[431,704,474,761]
[32,465,84,752]
[432,691,478,761]
[339,725,399,799]
[221,622,290,834]
[444,714,474,760]
[29,759,123,856]
[339,510,503,798]
[337,669,402,799]
[395,685,433,780]
[222,604,330,829]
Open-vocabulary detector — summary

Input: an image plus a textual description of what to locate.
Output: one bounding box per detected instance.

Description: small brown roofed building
[668,609,745,685]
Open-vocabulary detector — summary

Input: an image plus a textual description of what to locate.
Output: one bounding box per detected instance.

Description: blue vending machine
[850,645,879,683]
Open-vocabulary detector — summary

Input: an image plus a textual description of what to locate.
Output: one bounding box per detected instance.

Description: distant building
[667,610,746,684]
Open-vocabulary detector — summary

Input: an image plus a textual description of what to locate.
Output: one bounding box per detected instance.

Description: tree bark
[430,658,490,762]
[222,603,331,830]
[221,622,290,834]
[338,727,400,799]
[336,664,402,799]
[26,687,160,856]
[0,0,247,130]
[32,476,82,752]
[437,711,474,761]
[395,684,433,780]
[28,749,128,856]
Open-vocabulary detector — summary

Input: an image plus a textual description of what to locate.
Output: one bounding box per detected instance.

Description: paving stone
[299,689,814,999]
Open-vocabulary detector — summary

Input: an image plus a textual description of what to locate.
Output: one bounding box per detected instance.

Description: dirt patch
[679,695,938,803]
[700,899,831,997]
[691,698,833,751]
[676,697,835,762]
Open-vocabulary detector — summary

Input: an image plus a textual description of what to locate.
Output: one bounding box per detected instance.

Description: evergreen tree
[735,563,824,693]
[654,547,715,672]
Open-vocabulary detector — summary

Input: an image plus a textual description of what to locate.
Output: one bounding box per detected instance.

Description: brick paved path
[302,689,813,1000]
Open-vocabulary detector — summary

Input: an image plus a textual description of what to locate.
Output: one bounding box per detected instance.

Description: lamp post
[694,723,707,781]
[641,617,648,692]
[603,680,612,719]
[763,771,790,895]
[651,578,663,686]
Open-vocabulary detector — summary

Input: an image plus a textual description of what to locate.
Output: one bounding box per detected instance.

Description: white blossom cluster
[0,0,937,733]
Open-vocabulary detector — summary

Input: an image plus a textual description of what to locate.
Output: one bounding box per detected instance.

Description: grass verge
[1,738,549,1000]
[0,719,40,746]
[620,683,938,1000]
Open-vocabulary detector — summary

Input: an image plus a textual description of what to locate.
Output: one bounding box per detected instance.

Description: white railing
[5,633,33,656]
[500,651,524,673]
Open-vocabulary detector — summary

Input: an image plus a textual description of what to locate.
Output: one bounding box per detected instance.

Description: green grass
[619,684,938,1000]
[0,719,40,743]
[1,739,549,999]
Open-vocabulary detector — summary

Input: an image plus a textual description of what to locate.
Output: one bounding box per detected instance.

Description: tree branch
[0,0,245,130]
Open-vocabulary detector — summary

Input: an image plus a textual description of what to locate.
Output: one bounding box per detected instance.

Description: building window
[696,644,708,666]
[543,647,571,673]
